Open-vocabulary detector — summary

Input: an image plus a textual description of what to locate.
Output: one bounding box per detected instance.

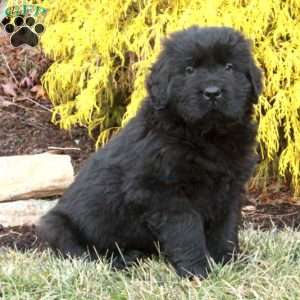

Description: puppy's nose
[203,86,222,101]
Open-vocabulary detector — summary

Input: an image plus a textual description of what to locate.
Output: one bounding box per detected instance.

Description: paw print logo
[1,16,45,47]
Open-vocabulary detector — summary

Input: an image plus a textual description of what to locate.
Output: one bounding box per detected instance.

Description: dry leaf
[1,82,17,97]
[30,85,47,99]
[0,96,12,107]
[20,76,34,89]
[29,69,39,83]
[0,67,6,77]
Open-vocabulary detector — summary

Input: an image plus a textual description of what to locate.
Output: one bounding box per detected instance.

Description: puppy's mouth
[196,100,240,123]
[199,99,221,114]
[208,101,219,111]
[198,110,241,131]
[201,98,230,115]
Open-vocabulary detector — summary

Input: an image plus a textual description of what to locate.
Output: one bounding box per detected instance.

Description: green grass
[1,227,300,300]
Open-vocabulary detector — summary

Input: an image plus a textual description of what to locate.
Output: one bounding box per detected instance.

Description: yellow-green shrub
[15,1,300,193]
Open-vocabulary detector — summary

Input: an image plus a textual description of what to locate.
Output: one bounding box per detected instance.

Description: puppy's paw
[176,263,210,279]
[210,247,239,265]
[110,250,146,270]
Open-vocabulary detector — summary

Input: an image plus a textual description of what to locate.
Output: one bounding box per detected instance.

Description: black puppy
[38,26,263,278]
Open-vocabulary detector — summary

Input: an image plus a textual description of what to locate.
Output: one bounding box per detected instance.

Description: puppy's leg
[110,250,148,269]
[206,209,240,264]
[37,210,87,258]
[146,210,210,278]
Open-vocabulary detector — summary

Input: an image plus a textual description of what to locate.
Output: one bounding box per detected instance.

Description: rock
[0,152,74,202]
[0,199,58,227]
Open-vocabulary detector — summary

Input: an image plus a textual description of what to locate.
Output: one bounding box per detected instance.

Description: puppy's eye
[185,66,194,74]
[225,63,233,71]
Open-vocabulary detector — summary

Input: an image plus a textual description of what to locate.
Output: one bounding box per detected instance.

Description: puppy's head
[147,26,263,124]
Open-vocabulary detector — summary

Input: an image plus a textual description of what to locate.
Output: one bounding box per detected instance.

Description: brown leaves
[1,82,17,97]
[0,63,48,101]
[31,85,47,100]
[0,37,49,104]
[0,95,13,108]
[20,76,34,89]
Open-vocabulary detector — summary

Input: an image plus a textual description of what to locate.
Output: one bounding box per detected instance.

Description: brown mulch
[0,34,94,172]
[0,224,44,252]
[0,34,300,253]
[0,104,94,172]
[243,202,300,230]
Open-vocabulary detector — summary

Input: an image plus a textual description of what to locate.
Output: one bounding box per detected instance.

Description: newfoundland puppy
[38,26,263,278]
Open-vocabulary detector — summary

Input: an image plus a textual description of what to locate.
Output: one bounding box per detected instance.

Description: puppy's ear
[248,62,263,102]
[146,57,170,110]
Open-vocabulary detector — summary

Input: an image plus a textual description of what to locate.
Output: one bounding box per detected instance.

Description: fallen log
[0,153,74,202]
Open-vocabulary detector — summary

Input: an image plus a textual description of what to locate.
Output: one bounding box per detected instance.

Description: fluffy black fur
[38,26,263,278]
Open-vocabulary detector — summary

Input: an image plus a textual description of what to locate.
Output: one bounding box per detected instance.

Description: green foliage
[27,0,300,193]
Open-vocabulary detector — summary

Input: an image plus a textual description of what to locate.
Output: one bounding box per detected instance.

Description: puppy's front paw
[175,263,210,279]
[210,246,239,265]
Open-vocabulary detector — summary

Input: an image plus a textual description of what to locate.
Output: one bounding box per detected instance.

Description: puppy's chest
[155,138,245,197]
[160,143,239,184]
[175,154,238,216]
[175,158,235,196]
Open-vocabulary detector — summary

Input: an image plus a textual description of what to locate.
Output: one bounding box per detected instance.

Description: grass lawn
[0,227,300,300]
